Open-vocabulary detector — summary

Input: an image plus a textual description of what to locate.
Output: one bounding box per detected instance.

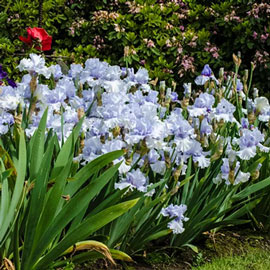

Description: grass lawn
[194,248,270,270]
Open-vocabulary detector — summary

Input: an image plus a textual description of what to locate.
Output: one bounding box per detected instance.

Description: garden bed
[68,227,270,270]
[1,53,270,270]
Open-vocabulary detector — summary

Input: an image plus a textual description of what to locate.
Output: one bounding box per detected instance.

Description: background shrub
[0,0,269,92]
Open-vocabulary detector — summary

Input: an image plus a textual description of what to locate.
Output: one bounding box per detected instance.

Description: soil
[72,227,270,270]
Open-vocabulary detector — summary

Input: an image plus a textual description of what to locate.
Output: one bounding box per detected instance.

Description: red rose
[19,27,52,51]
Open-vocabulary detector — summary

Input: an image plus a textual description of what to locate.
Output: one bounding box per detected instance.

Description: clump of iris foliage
[1,53,270,269]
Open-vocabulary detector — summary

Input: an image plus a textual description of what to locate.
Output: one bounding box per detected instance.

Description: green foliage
[0,112,138,269]
[0,0,269,92]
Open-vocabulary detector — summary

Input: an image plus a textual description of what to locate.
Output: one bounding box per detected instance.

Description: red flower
[19,27,52,51]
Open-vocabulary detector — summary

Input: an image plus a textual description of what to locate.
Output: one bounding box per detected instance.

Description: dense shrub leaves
[0,0,269,92]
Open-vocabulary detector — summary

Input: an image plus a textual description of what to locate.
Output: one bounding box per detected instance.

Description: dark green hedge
[0,0,269,92]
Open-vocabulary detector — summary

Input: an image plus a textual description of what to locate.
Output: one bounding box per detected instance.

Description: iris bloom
[161,204,189,234]
[237,128,269,160]
[194,64,219,85]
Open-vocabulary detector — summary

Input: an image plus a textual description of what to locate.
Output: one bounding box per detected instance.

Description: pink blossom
[212,52,219,59]
[163,68,173,74]
[260,33,269,42]
[253,31,258,39]
[147,40,155,48]
[69,27,75,36]
[178,55,195,77]
[166,39,172,48]
[177,46,183,54]
[254,50,269,67]
[204,43,219,59]
[140,59,146,65]
[188,41,197,48]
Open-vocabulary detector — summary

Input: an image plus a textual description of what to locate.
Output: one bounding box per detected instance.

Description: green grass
[193,248,270,270]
